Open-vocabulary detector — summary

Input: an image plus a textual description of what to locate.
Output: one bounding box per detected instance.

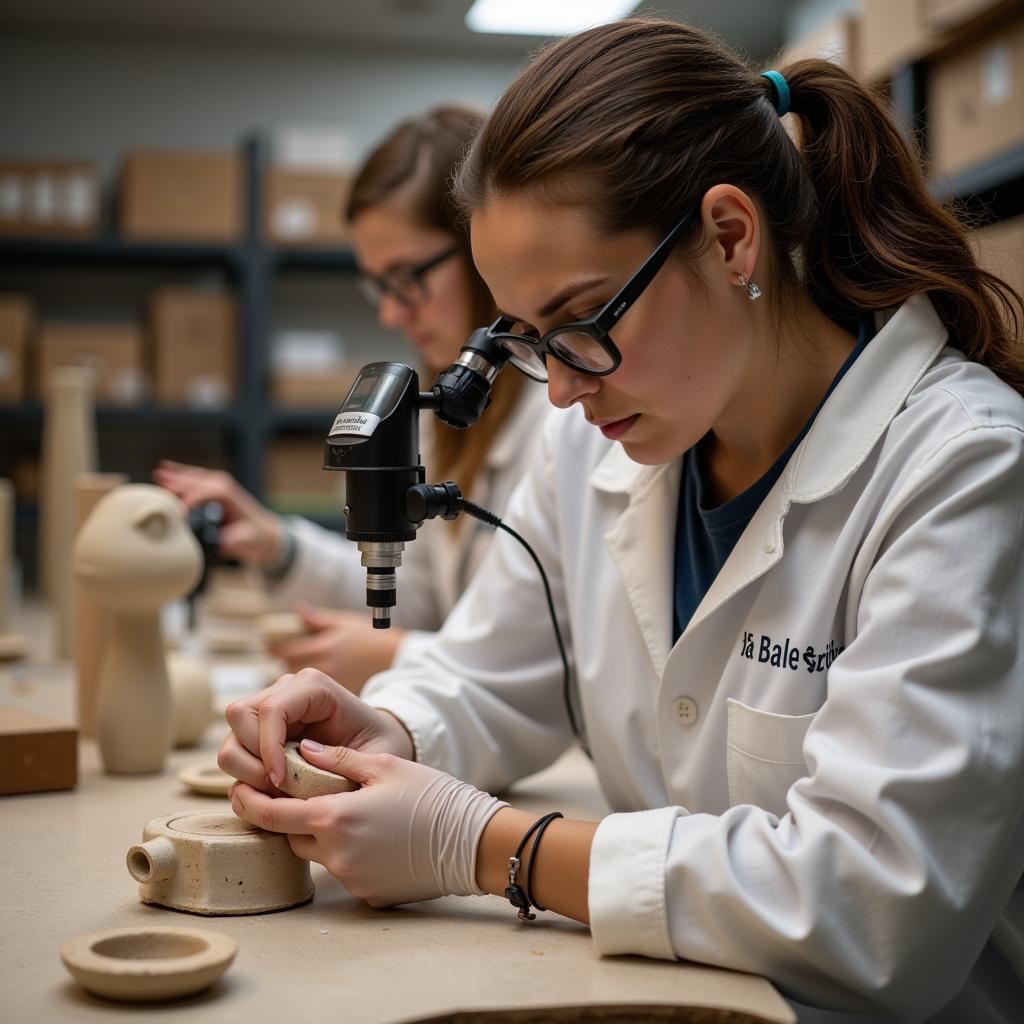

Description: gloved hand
[230,739,508,907]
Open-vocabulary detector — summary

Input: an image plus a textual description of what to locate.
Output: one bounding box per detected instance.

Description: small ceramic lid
[279,741,358,799]
[60,926,237,1002]
[178,760,234,797]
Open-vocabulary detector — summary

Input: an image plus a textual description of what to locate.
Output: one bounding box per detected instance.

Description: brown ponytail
[346,105,525,492]
[454,18,1024,393]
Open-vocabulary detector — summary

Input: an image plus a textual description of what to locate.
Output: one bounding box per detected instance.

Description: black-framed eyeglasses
[485,207,698,382]
[357,245,460,310]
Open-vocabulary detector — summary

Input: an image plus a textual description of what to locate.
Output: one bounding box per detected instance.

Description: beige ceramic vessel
[167,651,214,747]
[279,741,358,799]
[127,812,314,915]
[256,612,307,647]
[60,925,236,1002]
[177,760,234,797]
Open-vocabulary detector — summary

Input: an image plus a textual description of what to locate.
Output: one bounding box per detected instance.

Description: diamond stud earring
[737,272,762,301]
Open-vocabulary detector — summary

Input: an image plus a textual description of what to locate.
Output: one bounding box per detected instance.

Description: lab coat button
[671,696,698,726]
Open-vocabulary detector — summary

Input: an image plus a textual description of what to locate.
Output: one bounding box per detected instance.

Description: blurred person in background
[156,105,548,691]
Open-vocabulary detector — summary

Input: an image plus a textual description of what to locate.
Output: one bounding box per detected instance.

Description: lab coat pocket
[726,698,816,815]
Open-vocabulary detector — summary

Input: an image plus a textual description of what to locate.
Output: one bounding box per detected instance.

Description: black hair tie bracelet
[505,812,564,922]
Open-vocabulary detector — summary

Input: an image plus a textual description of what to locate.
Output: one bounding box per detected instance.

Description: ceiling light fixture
[465,0,639,37]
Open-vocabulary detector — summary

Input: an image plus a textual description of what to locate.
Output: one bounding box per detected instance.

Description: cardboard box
[0,160,99,238]
[150,288,236,408]
[270,366,359,409]
[860,0,934,81]
[924,0,1012,32]
[0,294,33,403]
[929,16,1024,176]
[780,15,860,72]
[37,323,145,405]
[972,215,1024,302]
[120,150,243,243]
[265,436,341,516]
[265,171,352,246]
[0,707,77,795]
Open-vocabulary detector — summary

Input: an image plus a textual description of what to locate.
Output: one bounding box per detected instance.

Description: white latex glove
[230,739,508,907]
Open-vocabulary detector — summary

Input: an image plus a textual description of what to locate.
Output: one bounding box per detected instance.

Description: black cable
[462,499,589,757]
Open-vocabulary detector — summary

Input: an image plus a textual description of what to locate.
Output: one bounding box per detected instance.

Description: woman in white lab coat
[218,20,1024,1022]
[156,106,548,689]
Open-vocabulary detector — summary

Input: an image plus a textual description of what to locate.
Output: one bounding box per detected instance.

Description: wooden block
[0,707,78,795]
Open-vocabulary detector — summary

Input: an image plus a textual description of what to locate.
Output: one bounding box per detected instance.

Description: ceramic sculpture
[73,485,202,774]
[256,611,307,647]
[73,472,128,735]
[60,926,236,1002]
[167,651,214,747]
[127,812,314,914]
[39,365,98,659]
[278,740,358,799]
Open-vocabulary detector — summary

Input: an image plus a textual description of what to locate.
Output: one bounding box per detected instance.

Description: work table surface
[0,609,794,1024]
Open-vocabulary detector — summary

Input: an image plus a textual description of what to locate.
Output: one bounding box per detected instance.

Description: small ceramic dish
[256,612,307,647]
[279,741,358,799]
[178,760,234,797]
[60,926,237,1002]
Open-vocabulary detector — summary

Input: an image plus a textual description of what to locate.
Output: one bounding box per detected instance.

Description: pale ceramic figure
[167,651,214,747]
[279,741,358,799]
[39,365,98,659]
[128,812,314,914]
[60,926,236,1002]
[73,485,202,774]
[73,472,128,735]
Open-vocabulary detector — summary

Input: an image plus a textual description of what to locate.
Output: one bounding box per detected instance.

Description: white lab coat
[269,384,552,663]
[363,294,1024,1022]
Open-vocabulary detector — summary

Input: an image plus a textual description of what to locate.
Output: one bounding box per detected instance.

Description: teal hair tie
[760,70,791,117]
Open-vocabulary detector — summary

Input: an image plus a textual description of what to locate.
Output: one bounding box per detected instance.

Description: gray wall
[0,28,523,174]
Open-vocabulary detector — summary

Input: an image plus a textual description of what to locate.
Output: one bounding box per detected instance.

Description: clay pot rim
[60,926,237,978]
[177,761,234,797]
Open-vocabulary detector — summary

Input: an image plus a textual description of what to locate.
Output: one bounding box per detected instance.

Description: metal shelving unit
[0,133,358,506]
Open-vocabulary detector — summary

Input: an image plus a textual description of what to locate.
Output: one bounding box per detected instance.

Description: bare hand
[217,667,415,793]
[269,604,406,694]
[153,460,284,567]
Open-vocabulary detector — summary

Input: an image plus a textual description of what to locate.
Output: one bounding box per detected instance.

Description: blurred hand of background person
[153,459,285,567]
[268,603,406,693]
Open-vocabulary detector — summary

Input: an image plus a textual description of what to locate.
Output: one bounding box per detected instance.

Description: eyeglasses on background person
[357,244,460,310]
[486,206,698,382]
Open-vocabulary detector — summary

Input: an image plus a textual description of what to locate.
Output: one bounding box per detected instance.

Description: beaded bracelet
[504,812,564,922]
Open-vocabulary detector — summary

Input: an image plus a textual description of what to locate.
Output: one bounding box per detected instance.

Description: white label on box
[272,124,355,172]
[272,198,317,240]
[271,329,347,374]
[0,175,23,220]
[59,174,97,225]
[185,375,229,409]
[981,43,1012,106]
[111,368,145,405]
[28,173,57,222]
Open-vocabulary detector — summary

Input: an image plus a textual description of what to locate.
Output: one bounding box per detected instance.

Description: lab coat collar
[785,293,948,502]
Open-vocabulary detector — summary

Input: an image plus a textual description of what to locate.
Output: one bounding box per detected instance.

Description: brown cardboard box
[150,289,236,408]
[265,171,352,246]
[780,15,861,72]
[0,160,99,238]
[0,707,77,795]
[924,0,1013,31]
[265,437,341,517]
[860,0,934,81]
[270,366,358,409]
[120,150,243,243]
[972,215,1024,301]
[0,294,33,403]
[929,16,1024,176]
[37,323,145,405]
